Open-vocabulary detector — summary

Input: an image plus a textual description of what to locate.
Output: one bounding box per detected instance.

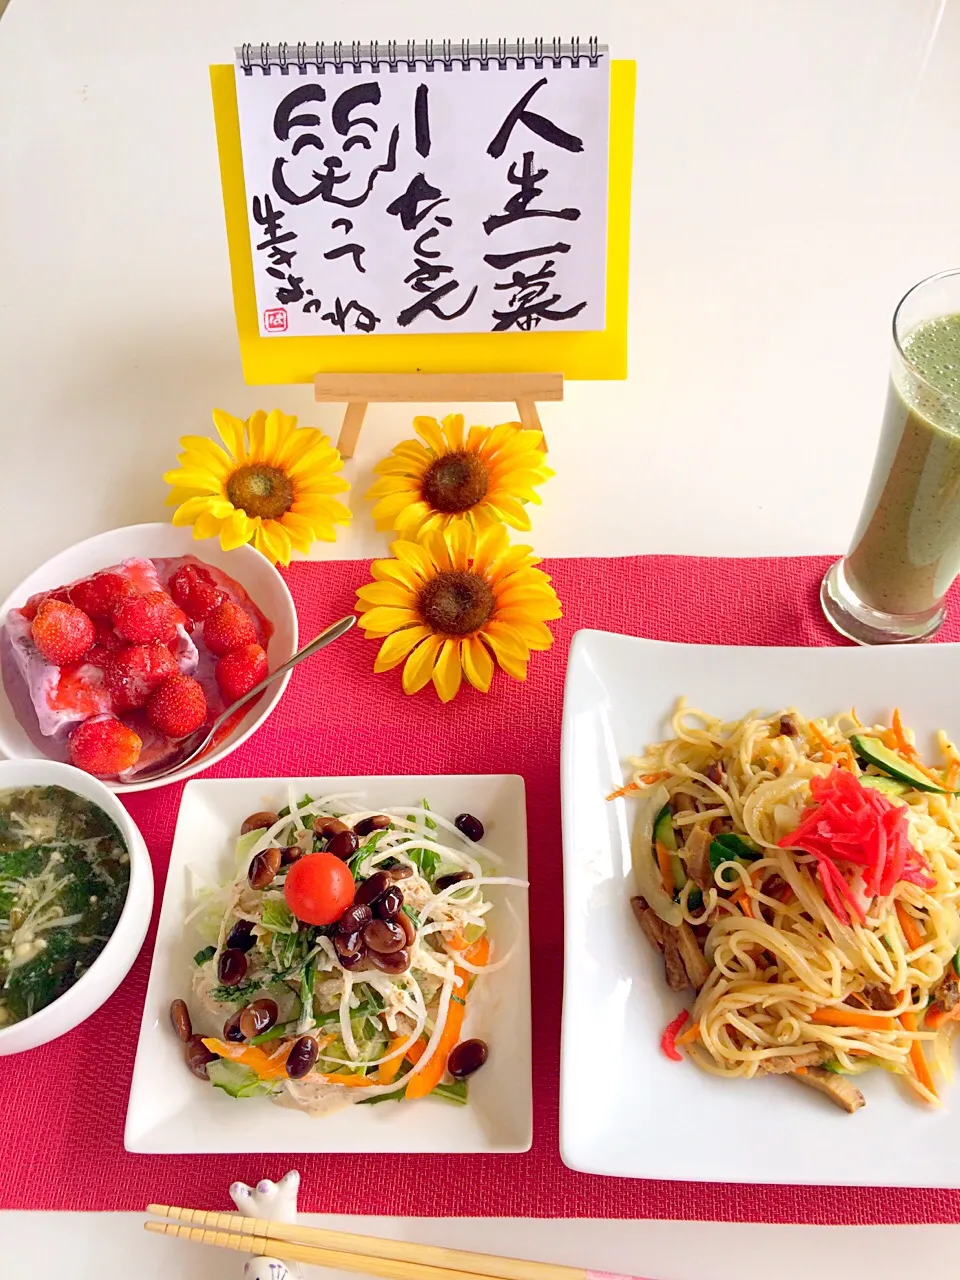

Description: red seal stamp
[263,307,288,332]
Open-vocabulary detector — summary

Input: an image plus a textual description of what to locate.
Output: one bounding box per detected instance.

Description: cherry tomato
[284,852,355,926]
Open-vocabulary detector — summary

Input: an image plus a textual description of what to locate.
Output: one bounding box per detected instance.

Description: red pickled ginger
[778,767,935,926]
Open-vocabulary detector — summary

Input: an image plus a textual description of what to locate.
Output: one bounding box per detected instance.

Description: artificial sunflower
[164,408,351,566]
[366,413,553,540]
[355,522,562,703]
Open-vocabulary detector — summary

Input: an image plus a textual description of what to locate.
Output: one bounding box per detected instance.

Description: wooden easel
[314,372,563,459]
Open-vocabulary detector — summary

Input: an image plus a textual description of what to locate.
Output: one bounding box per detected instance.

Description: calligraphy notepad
[211,41,635,381]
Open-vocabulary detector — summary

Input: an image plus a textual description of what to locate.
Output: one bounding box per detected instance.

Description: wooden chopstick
[144,1206,588,1280]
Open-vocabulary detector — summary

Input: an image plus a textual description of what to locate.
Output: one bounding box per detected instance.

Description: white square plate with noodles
[125,774,531,1153]
[559,629,960,1186]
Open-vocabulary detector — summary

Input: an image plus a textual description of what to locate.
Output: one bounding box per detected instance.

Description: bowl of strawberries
[0,524,297,790]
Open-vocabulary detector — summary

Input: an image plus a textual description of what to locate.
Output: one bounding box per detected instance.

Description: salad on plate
[170,791,526,1113]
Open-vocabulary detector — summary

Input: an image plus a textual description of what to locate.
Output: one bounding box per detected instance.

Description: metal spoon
[132,614,357,783]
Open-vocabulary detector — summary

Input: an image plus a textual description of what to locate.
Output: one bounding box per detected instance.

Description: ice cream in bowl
[0,524,298,791]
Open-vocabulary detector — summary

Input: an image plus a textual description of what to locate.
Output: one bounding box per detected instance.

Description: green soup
[0,785,130,1026]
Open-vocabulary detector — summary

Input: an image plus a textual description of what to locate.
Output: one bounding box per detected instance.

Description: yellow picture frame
[210,59,635,384]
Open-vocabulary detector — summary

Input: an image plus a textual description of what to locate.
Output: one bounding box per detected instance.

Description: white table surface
[4,0,960,1272]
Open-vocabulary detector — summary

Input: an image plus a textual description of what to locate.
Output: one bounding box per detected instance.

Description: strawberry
[69,572,137,621]
[20,587,71,622]
[147,674,207,738]
[215,643,268,704]
[31,600,96,666]
[114,590,186,645]
[168,564,224,621]
[202,600,258,656]
[69,715,142,777]
[86,620,127,668]
[104,643,179,709]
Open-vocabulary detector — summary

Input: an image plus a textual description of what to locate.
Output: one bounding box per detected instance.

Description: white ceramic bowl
[0,757,154,1055]
[0,523,298,792]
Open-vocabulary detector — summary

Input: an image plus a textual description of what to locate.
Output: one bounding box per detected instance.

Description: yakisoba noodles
[618,700,960,1111]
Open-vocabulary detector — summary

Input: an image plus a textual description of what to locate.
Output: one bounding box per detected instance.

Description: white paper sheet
[234,51,610,337]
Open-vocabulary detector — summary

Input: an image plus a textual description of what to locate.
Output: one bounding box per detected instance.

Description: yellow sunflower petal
[499,618,556,650]
[274,424,323,472]
[373,625,431,673]
[211,408,247,460]
[255,518,293,565]
[219,508,255,552]
[413,416,446,455]
[370,489,418,520]
[478,422,523,458]
[445,520,474,570]
[370,560,423,590]
[470,524,512,576]
[432,639,463,703]
[357,606,420,635]
[373,454,426,478]
[366,475,420,501]
[356,581,417,609]
[486,496,532,531]
[402,635,443,694]
[165,485,202,508]
[483,620,530,660]
[465,425,489,452]
[245,409,268,459]
[162,467,224,496]
[391,501,436,538]
[277,511,322,550]
[409,509,448,539]
[172,496,232,527]
[286,440,344,483]
[192,511,227,540]
[291,495,352,522]
[177,436,234,478]
[440,413,465,451]
[393,541,438,579]
[486,544,540,580]
[389,441,434,467]
[481,631,528,681]
[461,635,494,692]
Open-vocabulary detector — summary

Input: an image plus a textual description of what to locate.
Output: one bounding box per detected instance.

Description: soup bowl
[0,757,153,1055]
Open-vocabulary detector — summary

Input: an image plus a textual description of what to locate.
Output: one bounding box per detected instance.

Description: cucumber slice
[860,775,910,798]
[850,735,949,794]
[654,805,686,893]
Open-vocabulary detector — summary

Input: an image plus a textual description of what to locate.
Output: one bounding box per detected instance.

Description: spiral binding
[237,38,605,74]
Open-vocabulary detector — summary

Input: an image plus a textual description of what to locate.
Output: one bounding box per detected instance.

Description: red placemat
[4,553,960,1222]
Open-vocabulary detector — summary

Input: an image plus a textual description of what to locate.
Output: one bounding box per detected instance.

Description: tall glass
[821,269,960,644]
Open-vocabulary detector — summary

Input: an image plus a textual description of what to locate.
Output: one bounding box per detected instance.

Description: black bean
[327,829,359,861]
[387,864,413,880]
[398,911,416,946]
[376,886,404,920]
[248,846,282,890]
[368,947,409,974]
[286,1035,319,1079]
[355,870,390,907]
[363,918,406,954]
[239,998,279,1039]
[314,815,349,838]
[353,814,392,838]
[241,811,278,835]
[223,1010,245,1043]
[169,999,192,1042]
[447,1038,488,1079]
[436,871,472,892]
[280,845,303,867]
[337,948,367,970]
[226,919,256,953]
[217,947,248,986]
[184,1034,218,1079]
[336,902,373,935]
[334,929,364,960]
[454,813,484,842]
[779,714,799,737]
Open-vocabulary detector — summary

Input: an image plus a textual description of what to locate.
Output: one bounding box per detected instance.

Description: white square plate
[126,774,531,1154]
[560,629,960,1186]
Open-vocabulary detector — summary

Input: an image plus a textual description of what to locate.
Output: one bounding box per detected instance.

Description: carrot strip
[946,759,960,791]
[404,995,466,1099]
[606,781,640,800]
[323,1072,375,1087]
[896,900,925,953]
[377,1034,413,1085]
[607,772,670,800]
[891,708,915,758]
[900,1010,938,1098]
[201,1038,293,1080]
[926,1005,952,1031]
[674,1019,701,1047]
[405,1037,427,1065]
[809,722,836,761]
[656,840,674,896]
[729,885,752,918]
[810,1008,896,1032]
[794,1066,808,1075]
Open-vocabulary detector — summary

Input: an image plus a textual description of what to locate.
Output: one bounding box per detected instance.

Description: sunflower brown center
[226,464,294,520]
[421,452,489,513]
[418,571,495,637]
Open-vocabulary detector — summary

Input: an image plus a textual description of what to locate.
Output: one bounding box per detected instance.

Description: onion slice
[630,783,683,927]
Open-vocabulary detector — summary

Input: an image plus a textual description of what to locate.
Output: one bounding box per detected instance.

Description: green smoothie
[845,313,960,616]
